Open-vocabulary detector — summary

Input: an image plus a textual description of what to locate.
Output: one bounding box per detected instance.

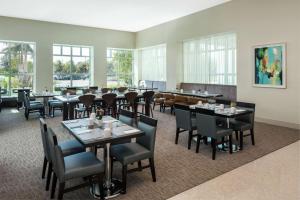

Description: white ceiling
[0,0,230,32]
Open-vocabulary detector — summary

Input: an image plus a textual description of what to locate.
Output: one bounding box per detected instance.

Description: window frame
[52,44,93,92]
[0,40,36,96]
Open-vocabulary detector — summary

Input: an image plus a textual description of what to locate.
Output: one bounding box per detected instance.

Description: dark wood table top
[161,90,222,98]
[62,116,144,147]
[189,103,253,118]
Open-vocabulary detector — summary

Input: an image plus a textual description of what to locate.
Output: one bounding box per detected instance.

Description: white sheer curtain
[183,33,236,85]
[139,44,166,81]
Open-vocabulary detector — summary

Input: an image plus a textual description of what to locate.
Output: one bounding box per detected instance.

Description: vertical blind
[140,44,166,81]
[183,33,236,85]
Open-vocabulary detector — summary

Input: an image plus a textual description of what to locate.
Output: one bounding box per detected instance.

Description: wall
[136,0,300,128]
[0,16,135,92]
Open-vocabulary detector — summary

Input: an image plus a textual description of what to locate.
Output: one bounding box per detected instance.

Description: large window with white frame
[53,44,93,92]
[139,44,166,82]
[106,48,133,88]
[0,40,35,96]
[183,33,236,85]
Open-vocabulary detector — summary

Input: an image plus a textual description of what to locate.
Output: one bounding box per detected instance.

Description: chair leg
[235,130,239,140]
[49,106,51,116]
[121,165,127,194]
[57,182,65,200]
[229,135,233,154]
[150,107,153,118]
[196,134,201,153]
[138,161,142,171]
[212,138,216,160]
[42,157,48,179]
[52,108,55,117]
[50,173,57,199]
[250,129,255,145]
[110,157,114,178]
[239,131,244,150]
[98,174,105,200]
[46,162,52,191]
[149,158,156,182]
[175,128,180,144]
[188,130,193,150]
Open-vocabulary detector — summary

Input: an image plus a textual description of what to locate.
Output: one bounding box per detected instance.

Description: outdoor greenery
[0,43,34,95]
[107,50,133,87]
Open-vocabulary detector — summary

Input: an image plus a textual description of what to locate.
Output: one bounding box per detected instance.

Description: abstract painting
[253,43,286,88]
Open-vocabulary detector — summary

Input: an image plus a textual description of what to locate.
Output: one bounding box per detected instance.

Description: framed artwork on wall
[253,43,286,88]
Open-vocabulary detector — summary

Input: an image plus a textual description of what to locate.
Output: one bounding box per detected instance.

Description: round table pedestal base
[91,179,123,199]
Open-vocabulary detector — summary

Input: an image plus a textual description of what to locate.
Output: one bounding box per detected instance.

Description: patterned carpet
[0,107,299,200]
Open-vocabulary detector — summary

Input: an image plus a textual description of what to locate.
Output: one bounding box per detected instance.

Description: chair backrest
[102,93,117,107]
[143,91,154,103]
[23,91,31,108]
[236,101,256,128]
[125,91,138,105]
[78,94,95,108]
[39,118,50,160]
[66,87,77,95]
[101,88,109,93]
[136,115,158,155]
[117,87,127,93]
[174,104,192,130]
[47,128,65,180]
[89,86,98,91]
[119,109,134,126]
[196,112,217,138]
[18,89,30,103]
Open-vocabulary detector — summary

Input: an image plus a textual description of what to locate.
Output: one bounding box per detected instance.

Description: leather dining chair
[24,91,45,120]
[75,94,96,118]
[174,104,197,149]
[39,119,85,192]
[47,128,105,200]
[195,108,233,160]
[110,115,158,194]
[137,90,155,117]
[118,91,138,114]
[102,93,117,117]
[230,101,256,150]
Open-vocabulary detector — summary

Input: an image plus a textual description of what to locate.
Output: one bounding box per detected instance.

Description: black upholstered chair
[24,91,45,120]
[47,128,105,200]
[195,108,233,160]
[48,100,63,117]
[230,102,255,150]
[110,115,158,194]
[75,94,95,118]
[174,104,197,150]
[39,119,85,192]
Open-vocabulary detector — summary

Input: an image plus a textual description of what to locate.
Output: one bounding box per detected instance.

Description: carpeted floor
[0,107,299,200]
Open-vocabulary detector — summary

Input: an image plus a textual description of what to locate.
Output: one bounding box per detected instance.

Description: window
[0,40,35,96]
[183,33,236,85]
[53,44,93,92]
[106,48,133,88]
[139,44,166,81]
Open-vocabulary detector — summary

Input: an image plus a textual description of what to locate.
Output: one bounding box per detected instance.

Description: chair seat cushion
[30,101,42,104]
[216,127,233,138]
[230,120,252,131]
[29,103,44,109]
[111,143,151,165]
[49,100,63,107]
[64,152,104,181]
[59,139,85,157]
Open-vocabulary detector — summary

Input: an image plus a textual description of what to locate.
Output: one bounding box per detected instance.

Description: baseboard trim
[255,117,300,130]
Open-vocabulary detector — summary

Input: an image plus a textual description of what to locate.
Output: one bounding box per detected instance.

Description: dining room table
[54,92,145,121]
[189,103,253,152]
[61,116,144,199]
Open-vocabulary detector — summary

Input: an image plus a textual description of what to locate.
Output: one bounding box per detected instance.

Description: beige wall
[136,0,300,128]
[0,16,136,92]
